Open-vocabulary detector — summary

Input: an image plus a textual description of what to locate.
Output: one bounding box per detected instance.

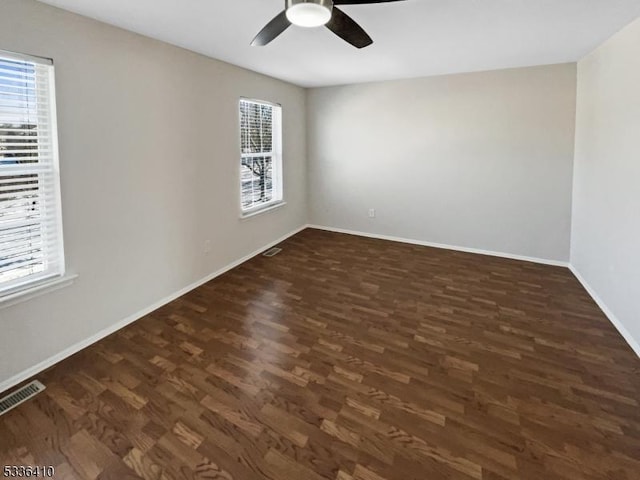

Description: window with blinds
[239,99,282,213]
[0,50,64,297]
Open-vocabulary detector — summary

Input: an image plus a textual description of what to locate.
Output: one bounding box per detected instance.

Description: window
[0,50,64,297]
[239,99,282,214]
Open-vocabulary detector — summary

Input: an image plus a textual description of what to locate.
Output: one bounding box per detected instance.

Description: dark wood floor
[1,228,639,480]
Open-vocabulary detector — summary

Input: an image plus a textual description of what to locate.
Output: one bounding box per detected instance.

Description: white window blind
[0,50,64,296]
[239,99,282,213]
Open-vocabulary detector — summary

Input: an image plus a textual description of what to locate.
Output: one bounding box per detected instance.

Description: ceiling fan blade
[333,0,405,4]
[325,7,373,48]
[251,10,291,46]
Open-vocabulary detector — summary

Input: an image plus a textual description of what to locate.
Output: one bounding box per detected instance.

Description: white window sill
[0,274,78,310]
[240,201,286,219]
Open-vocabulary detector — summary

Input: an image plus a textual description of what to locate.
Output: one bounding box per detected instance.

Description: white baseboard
[308,225,569,267]
[0,224,308,395]
[568,265,640,358]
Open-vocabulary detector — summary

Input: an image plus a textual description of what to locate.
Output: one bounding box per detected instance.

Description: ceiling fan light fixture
[286,0,333,28]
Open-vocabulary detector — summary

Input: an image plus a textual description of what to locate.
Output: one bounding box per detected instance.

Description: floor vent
[0,380,46,416]
[262,247,282,257]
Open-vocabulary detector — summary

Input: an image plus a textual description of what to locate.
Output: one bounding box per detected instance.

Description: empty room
[1,0,639,479]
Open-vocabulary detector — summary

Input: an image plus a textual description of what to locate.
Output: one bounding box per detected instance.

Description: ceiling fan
[252,0,406,49]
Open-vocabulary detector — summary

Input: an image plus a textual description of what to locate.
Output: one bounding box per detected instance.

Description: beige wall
[571,17,640,353]
[307,64,577,262]
[0,0,307,387]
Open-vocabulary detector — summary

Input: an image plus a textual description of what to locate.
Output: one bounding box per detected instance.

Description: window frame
[0,49,66,300]
[238,98,284,217]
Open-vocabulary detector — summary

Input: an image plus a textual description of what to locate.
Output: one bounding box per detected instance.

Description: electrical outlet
[368,208,376,218]
[204,240,211,254]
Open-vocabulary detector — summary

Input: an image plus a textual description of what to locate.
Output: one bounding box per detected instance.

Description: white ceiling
[38,0,640,87]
